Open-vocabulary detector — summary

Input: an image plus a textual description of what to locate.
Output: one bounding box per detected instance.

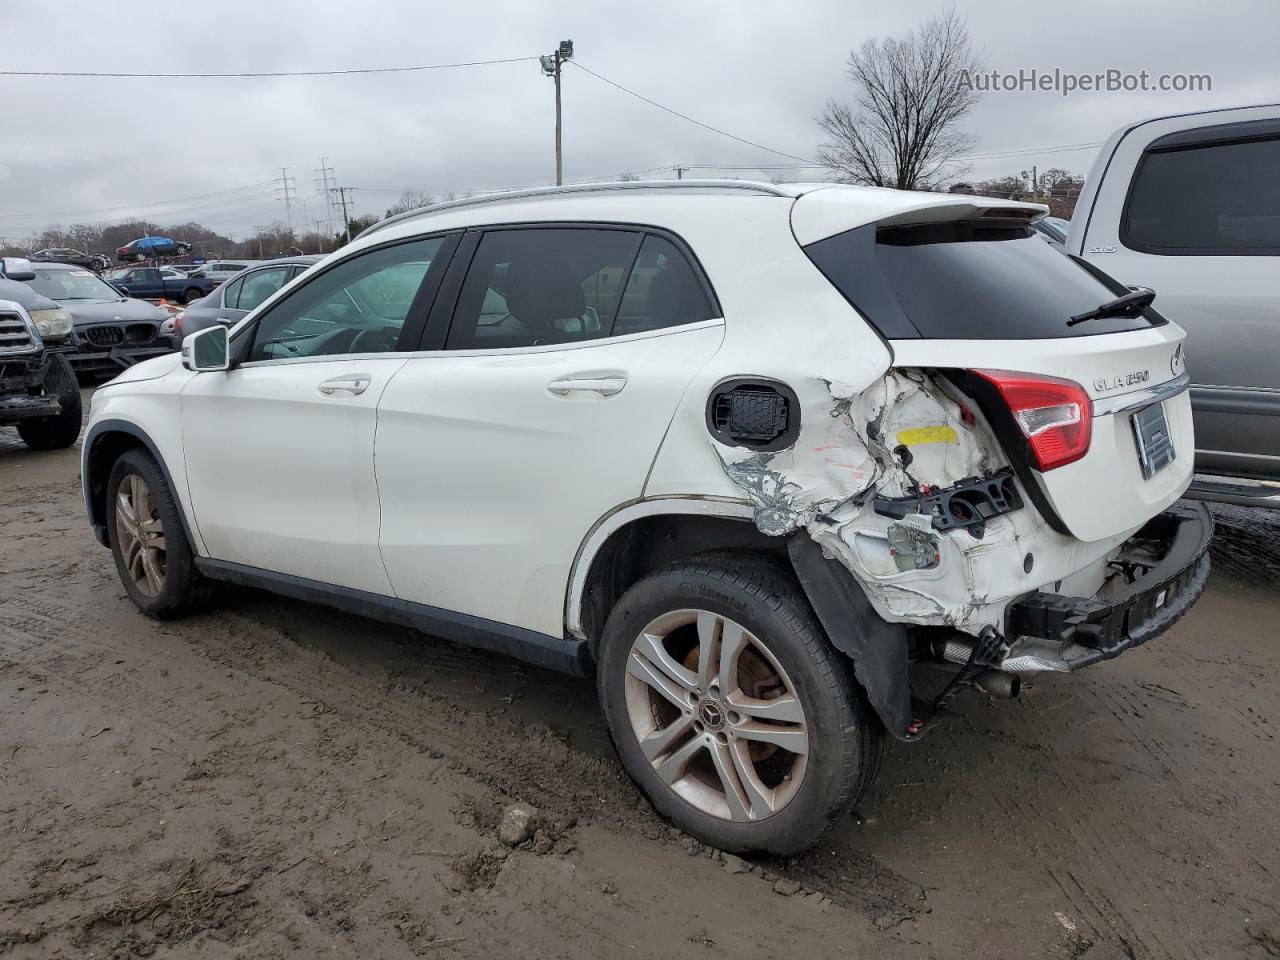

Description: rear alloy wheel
[624,609,809,822]
[106,448,207,618]
[598,556,884,855]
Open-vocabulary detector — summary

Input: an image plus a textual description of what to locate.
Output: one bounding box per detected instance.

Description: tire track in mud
[0,561,928,927]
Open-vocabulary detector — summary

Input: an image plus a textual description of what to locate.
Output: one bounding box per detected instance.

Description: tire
[16,355,82,450]
[597,554,885,855]
[182,287,203,305]
[106,448,207,619]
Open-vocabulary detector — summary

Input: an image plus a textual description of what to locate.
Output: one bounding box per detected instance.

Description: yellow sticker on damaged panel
[896,426,958,446]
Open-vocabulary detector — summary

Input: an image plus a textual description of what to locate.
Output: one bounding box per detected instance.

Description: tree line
[0,189,448,263]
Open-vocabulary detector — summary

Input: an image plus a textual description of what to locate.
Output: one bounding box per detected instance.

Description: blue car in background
[115,235,193,263]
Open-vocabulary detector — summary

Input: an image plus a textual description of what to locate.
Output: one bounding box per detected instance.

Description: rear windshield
[804,221,1157,340]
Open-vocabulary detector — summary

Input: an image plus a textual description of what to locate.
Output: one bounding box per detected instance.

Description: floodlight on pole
[540,39,574,185]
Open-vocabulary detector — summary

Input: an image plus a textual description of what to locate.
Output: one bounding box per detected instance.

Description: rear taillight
[173,311,184,335]
[971,369,1091,471]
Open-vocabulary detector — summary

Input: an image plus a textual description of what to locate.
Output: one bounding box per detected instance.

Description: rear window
[804,221,1156,340]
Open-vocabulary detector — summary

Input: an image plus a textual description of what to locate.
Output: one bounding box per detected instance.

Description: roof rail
[356,179,796,241]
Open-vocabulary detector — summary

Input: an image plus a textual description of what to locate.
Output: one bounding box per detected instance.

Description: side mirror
[0,257,36,281]
[112,283,130,297]
[182,325,230,372]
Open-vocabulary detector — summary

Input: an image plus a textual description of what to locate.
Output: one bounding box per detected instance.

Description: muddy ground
[1,392,1277,959]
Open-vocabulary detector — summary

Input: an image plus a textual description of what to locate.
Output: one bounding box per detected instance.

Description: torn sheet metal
[716,369,1123,635]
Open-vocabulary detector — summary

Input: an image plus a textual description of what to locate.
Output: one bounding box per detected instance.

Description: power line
[956,142,1102,161]
[568,61,815,164]
[0,56,541,80]
[0,180,279,223]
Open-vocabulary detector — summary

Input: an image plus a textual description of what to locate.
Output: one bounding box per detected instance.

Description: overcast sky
[1,0,1275,242]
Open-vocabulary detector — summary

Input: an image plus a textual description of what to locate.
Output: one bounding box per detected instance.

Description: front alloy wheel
[115,473,167,597]
[106,448,206,618]
[625,609,808,822]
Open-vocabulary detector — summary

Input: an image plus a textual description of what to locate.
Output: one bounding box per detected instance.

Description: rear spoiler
[791,185,1047,246]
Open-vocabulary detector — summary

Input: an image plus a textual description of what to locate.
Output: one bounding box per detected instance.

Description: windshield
[28,267,121,301]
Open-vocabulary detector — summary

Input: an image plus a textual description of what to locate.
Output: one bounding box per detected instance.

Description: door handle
[547,377,627,397]
[317,375,371,396]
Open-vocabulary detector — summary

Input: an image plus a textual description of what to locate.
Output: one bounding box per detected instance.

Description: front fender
[81,416,201,554]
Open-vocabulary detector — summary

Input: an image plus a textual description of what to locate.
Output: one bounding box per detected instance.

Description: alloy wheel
[623,609,809,822]
[116,473,167,598]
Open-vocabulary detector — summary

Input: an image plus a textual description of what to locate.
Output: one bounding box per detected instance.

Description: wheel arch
[567,498,914,741]
[83,418,198,552]
[567,498,783,653]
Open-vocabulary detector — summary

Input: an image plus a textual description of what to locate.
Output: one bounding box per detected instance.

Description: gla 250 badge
[1094,369,1150,393]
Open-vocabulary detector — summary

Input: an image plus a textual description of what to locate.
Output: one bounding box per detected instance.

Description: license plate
[1132,401,1176,479]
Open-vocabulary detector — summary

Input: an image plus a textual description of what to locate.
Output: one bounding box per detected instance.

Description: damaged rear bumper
[944,501,1213,674]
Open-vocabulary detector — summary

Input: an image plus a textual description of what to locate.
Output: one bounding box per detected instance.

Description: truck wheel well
[85,430,146,544]
[578,514,789,654]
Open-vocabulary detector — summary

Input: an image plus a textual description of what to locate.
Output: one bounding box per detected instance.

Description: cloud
[0,0,1273,240]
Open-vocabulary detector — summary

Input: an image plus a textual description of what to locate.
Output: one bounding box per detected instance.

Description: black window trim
[1119,123,1280,258]
[229,231,462,366]
[418,220,721,353]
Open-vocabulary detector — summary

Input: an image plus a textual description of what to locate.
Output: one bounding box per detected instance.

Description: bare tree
[384,189,436,217]
[817,9,981,190]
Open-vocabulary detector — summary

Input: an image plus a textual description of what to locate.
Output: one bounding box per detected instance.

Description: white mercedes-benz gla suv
[83,181,1211,854]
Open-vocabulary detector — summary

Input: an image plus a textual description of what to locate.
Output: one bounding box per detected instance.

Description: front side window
[248,237,443,361]
[237,266,291,313]
[1123,135,1280,254]
[446,228,642,350]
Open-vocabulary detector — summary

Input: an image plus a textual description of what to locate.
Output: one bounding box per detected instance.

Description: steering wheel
[349,326,400,353]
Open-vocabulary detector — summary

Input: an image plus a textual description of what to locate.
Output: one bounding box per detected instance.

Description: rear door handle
[317,375,371,396]
[547,377,627,397]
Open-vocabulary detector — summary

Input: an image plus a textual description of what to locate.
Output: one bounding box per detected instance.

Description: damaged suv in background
[80,181,1211,855]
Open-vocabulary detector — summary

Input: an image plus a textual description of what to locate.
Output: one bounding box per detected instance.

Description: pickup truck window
[1123,135,1280,255]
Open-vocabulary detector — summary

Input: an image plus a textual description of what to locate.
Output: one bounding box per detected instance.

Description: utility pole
[314,158,336,235]
[276,167,297,234]
[313,219,327,253]
[330,186,353,245]
[673,164,688,180]
[251,227,266,259]
[540,40,574,185]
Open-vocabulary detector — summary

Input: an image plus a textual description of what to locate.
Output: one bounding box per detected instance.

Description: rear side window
[446,228,642,350]
[237,266,292,313]
[1123,136,1280,254]
[805,221,1155,340]
[220,275,245,308]
[615,235,716,335]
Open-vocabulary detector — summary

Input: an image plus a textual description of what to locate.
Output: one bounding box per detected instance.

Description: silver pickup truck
[1068,103,1280,507]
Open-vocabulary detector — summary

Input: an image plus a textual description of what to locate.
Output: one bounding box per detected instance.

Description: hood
[98,351,184,387]
[62,297,167,326]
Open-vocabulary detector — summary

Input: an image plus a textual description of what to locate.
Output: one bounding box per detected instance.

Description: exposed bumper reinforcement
[988,501,1212,672]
